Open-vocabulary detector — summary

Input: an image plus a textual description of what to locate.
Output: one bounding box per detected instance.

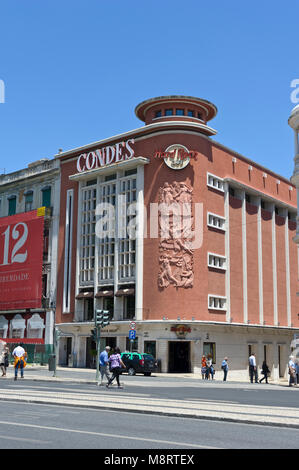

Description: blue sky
[0,0,298,179]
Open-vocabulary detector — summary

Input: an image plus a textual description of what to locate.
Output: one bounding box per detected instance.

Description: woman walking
[106,347,126,389]
[259,360,270,384]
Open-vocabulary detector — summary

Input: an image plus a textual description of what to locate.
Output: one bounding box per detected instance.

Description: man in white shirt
[249,353,259,383]
[12,343,27,381]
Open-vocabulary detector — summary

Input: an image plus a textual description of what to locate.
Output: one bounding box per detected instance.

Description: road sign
[129,321,136,330]
[129,329,136,340]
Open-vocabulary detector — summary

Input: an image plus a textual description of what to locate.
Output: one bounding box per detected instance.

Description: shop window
[203,342,216,364]
[144,341,156,357]
[42,187,51,208]
[8,196,16,216]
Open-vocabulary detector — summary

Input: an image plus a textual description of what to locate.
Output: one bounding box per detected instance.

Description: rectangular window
[207,173,224,192]
[155,110,162,118]
[207,212,226,231]
[208,295,227,311]
[63,189,73,312]
[208,253,226,270]
[80,186,97,285]
[25,192,33,212]
[187,110,194,117]
[175,109,184,116]
[165,109,173,116]
[83,298,94,322]
[8,196,16,216]
[42,187,51,208]
[124,295,135,319]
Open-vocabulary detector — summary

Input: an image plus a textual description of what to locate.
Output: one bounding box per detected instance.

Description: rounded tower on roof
[135,95,217,136]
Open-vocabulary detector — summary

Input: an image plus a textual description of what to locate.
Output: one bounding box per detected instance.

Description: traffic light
[102,310,110,327]
[95,310,103,327]
[95,310,110,327]
[90,328,97,342]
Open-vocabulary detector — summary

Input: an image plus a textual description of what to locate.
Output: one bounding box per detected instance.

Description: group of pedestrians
[201,353,273,384]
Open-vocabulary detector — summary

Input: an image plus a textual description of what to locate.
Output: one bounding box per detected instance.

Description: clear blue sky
[0,0,298,180]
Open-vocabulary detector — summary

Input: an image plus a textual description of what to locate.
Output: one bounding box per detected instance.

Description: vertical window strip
[63,189,73,312]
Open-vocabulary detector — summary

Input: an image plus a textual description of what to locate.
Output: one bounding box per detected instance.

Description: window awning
[115,288,135,297]
[95,290,114,298]
[75,292,94,299]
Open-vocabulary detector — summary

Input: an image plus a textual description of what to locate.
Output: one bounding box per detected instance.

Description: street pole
[95,326,100,382]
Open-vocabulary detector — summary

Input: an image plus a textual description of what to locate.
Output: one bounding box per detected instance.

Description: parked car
[120,351,158,376]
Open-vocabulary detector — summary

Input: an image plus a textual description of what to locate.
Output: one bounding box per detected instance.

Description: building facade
[0,158,60,356]
[55,96,299,380]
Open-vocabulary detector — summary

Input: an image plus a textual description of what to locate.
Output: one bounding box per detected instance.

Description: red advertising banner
[0,210,44,310]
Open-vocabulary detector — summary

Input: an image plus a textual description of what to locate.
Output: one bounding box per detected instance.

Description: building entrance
[168,341,190,373]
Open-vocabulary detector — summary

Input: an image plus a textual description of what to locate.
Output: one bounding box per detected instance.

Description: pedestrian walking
[201,355,207,380]
[98,346,111,386]
[288,355,297,387]
[0,341,9,377]
[205,355,213,380]
[12,343,27,380]
[259,361,270,384]
[106,347,126,389]
[221,357,229,381]
[249,353,259,383]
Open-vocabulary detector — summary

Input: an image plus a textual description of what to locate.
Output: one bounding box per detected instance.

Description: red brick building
[55,95,298,380]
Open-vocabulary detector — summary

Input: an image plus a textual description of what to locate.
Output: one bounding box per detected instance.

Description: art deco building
[55,96,298,380]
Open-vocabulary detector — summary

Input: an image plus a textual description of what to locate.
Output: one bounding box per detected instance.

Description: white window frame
[207,252,227,270]
[207,172,224,193]
[207,212,226,231]
[208,295,227,311]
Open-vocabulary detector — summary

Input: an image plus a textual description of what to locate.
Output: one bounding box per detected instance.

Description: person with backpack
[221,357,229,381]
[106,347,126,389]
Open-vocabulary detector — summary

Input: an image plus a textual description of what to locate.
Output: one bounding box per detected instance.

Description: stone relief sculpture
[158,182,194,288]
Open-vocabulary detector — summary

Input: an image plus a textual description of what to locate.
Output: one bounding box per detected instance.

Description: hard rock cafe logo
[171,324,191,338]
[154,144,197,170]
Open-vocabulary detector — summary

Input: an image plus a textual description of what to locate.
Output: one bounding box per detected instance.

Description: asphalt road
[0,400,299,450]
[2,374,298,409]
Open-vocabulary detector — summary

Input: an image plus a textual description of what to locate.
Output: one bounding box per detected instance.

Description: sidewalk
[2,364,290,386]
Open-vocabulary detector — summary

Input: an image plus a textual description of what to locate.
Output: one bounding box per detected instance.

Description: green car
[120,352,158,376]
